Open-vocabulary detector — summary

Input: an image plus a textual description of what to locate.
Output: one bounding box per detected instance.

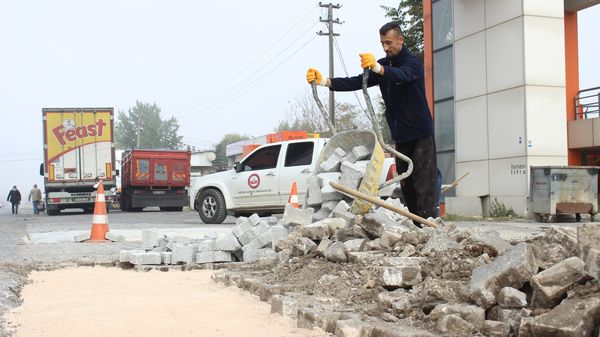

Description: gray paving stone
[238,228,257,246]
[199,239,216,252]
[319,147,346,172]
[382,265,422,289]
[215,233,241,252]
[142,229,159,250]
[196,251,215,264]
[281,204,314,227]
[171,243,198,265]
[497,287,527,309]
[214,251,233,262]
[105,232,125,242]
[306,176,323,206]
[248,213,261,226]
[324,241,347,263]
[160,252,172,265]
[232,219,252,239]
[74,233,90,242]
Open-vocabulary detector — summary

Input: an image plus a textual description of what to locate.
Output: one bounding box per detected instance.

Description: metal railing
[575,86,600,119]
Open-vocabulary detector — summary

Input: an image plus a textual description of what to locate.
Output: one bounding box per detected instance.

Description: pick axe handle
[329,181,438,228]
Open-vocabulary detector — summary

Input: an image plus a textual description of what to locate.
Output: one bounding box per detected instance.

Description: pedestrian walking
[28,184,42,215]
[306,22,437,222]
[7,186,22,214]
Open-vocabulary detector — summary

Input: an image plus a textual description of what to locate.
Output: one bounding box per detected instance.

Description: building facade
[424,0,600,216]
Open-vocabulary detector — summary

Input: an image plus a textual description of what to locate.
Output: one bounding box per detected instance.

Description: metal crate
[530,166,599,222]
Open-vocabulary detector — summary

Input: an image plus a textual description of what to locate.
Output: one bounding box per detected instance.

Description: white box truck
[41,108,116,215]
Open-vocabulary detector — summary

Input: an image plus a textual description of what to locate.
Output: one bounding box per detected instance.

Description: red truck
[119,149,191,212]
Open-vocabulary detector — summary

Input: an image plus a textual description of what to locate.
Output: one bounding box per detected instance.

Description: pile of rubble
[212,212,600,337]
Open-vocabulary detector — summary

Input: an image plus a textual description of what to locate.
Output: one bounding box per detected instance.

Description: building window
[433,0,453,50]
[433,46,454,101]
[432,0,455,197]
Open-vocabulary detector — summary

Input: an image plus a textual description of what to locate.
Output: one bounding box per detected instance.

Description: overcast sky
[0,1,599,203]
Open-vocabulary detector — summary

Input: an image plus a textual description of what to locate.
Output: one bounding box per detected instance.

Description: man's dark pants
[395,135,437,221]
[11,202,19,214]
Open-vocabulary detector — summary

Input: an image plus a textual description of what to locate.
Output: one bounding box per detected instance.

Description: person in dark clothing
[306,22,437,221]
[7,185,22,214]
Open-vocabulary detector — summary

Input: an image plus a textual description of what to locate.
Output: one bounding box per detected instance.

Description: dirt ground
[4,267,329,337]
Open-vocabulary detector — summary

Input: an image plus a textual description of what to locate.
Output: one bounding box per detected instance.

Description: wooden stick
[441,172,469,195]
[329,181,438,228]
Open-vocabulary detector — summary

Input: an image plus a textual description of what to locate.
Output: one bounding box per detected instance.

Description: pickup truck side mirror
[39,163,44,176]
[234,162,243,173]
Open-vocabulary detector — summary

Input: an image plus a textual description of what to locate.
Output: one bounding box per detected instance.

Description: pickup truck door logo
[248,173,260,189]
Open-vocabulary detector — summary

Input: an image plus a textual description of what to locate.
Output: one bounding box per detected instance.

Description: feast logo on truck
[46,111,112,162]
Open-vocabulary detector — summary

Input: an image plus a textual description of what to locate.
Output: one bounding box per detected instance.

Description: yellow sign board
[46,111,112,162]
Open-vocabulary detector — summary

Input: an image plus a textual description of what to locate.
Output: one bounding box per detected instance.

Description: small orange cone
[287,181,300,209]
[86,180,109,243]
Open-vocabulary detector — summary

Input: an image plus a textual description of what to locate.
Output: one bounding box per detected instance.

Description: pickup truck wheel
[198,189,226,224]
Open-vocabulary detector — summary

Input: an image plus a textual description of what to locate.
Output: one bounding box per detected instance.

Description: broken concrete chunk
[585,248,600,280]
[487,306,522,333]
[142,229,159,250]
[292,237,317,256]
[422,227,461,254]
[311,208,330,222]
[429,303,485,330]
[437,314,475,334]
[300,221,331,241]
[359,212,398,238]
[277,249,291,264]
[380,231,404,249]
[482,320,510,337]
[469,243,538,309]
[316,238,332,257]
[577,223,600,264]
[270,295,299,318]
[382,265,423,289]
[544,226,578,255]
[281,204,314,227]
[531,256,586,308]
[530,296,600,337]
[335,319,372,337]
[343,238,364,252]
[467,230,512,256]
[497,287,528,309]
[324,241,347,263]
[400,244,416,257]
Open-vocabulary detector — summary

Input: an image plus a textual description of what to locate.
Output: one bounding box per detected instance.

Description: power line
[164,6,319,116]
[170,22,319,118]
[178,35,318,121]
[0,157,41,163]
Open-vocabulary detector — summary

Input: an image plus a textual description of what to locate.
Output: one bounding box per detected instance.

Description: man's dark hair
[379,22,403,36]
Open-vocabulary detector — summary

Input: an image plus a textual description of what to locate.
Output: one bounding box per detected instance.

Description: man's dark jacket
[7,189,21,203]
[330,47,433,143]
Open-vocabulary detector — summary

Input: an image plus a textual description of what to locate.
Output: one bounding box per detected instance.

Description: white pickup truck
[190,137,396,224]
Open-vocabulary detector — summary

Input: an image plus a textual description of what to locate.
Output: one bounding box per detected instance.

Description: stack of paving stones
[307,144,380,223]
[213,213,600,337]
[118,213,291,270]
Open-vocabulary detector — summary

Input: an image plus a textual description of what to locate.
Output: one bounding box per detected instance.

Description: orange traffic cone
[287,181,300,209]
[86,180,109,243]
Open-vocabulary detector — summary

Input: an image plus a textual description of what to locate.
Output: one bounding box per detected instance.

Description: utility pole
[318,2,341,129]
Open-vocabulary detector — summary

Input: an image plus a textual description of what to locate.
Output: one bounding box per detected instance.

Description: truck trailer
[41,108,116,215]
[120,149,190,212]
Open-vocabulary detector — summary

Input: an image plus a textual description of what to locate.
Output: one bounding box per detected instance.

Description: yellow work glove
[306,68,327,86]
[360,53,382,74]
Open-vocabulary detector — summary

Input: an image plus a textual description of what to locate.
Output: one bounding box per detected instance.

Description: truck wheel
[197,189,226,224]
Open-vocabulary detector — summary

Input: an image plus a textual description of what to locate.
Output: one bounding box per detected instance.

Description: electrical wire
[178,35,318,121]
[164,7,319,116]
